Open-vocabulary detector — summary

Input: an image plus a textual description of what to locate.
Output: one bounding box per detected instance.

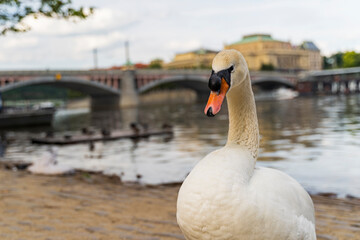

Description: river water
[1,95,360,197]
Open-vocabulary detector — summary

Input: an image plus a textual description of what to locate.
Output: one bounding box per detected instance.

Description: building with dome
[224,34,321,71]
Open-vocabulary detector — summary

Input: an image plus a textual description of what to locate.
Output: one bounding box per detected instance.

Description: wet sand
[0,168,359,240]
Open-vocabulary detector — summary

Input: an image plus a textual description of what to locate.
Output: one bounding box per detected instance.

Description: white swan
[177,49,316,240]
[28,147,74,175]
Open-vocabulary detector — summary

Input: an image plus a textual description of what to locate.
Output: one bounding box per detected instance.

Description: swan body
[177,50,316,240]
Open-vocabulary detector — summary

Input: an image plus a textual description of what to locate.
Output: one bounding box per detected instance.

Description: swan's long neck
[226,73,259,160]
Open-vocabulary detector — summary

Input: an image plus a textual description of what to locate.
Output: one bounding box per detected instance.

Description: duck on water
[176,50,316,240]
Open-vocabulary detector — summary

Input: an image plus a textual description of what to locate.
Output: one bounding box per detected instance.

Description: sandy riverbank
[0,168,359,240]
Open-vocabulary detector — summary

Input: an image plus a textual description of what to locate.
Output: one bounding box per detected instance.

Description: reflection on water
[1,95,360,197]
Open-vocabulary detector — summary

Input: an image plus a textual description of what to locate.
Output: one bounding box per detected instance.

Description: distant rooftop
[230,34,277,45]
[299,41,320,51]
[177,48,218,55]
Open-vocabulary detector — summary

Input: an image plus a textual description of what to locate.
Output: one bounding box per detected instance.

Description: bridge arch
[0,76,121,110]
[251,77,295,90]
[0,76,120,97]
[139,75,296,94]
[138,75,209,94]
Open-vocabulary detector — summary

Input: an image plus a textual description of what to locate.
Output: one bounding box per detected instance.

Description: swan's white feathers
[177,49,316,240]
[177,146,315,239]
[212,50,249,88]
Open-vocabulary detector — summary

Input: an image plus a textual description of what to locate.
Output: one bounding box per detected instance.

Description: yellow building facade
[224,34,322,71]
[165,48,217,69]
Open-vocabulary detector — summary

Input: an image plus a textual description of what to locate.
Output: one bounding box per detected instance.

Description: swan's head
[204,49,249,117]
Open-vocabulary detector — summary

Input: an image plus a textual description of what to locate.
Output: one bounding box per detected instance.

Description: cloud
[166,40,202,52]
[0,6,140,69]
[73,31,126,53]
[2,36,38,48]
[1,0,360,69]
[23,8,139,36]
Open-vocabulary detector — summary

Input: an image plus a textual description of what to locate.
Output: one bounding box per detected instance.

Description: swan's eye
[228,65,234,73]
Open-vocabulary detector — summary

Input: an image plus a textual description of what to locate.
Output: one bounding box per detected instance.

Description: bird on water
[176,49,316,240]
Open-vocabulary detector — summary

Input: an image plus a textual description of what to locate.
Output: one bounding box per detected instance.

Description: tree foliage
[322,52,343,69]
[323,51,360,69]
[322,56,332,69]
[260,63,275,71]
[343,51,360,68]
[0,0,94,35]
[148,58,163,69]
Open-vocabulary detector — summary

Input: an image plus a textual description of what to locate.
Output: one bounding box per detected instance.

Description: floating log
[31,129,173,145]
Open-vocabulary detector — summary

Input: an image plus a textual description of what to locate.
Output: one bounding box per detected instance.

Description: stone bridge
[136,70,297,92]
[297,67,360,95]
[0,69,302,108]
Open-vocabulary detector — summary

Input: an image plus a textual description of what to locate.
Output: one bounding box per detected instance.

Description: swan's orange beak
[204,78,230,117]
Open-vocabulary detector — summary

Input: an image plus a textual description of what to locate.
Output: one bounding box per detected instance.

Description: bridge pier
[120,70,139,108]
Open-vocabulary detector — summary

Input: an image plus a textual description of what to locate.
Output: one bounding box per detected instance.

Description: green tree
[260,63,275,71]
[0,0,94,35]
[148,58,163,69]
[343,51,360,68]
[322,56,333,69]
[322,52,344,69]
[332,52,344,68]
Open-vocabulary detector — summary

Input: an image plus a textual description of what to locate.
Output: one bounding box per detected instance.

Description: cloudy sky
[0,0,359,70]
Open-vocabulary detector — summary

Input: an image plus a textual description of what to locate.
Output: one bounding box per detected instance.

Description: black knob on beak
[208,73,221,92]
[206,107,215,117]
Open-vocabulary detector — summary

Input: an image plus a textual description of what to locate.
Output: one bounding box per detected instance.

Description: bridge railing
[0,69,124,77]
